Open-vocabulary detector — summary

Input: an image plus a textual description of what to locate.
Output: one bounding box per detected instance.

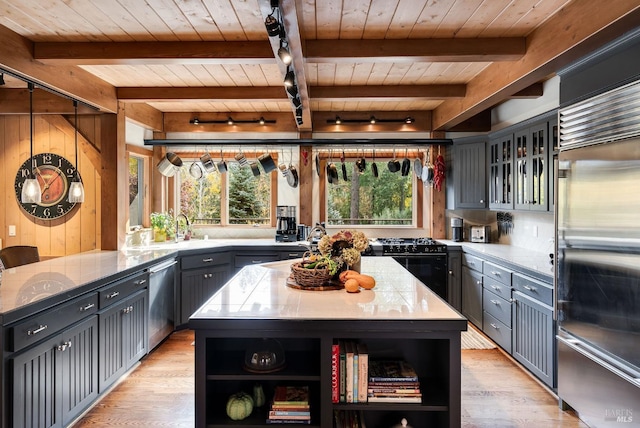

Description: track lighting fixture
[285,84,298,99]
[326,115,415,125]
[291,96,302,109]
[278,39,292,65]
[295,109,303,125]
[265,13,281,37]
[189,117,276,125]
[283,66,295,87]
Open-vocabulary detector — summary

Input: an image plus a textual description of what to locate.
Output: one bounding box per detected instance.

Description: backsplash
[446,210,554,254]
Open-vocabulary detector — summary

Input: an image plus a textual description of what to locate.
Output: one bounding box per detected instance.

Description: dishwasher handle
[148,260,178,274]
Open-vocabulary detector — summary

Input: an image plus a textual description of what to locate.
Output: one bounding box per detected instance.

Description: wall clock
[14,152,80,219]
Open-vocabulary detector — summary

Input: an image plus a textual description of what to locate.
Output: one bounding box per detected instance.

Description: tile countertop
[190,256,466,322]
[439,240,554,281]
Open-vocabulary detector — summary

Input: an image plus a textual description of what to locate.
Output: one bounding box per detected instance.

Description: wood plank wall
[0,114,101,257]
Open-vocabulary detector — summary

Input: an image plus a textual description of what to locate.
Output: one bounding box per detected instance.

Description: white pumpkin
[226,392,254,421]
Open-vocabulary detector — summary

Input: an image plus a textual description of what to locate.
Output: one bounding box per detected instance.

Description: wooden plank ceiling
[0,0,638,133]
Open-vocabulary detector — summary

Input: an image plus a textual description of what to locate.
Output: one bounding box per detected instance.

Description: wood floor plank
[72,328,587,427]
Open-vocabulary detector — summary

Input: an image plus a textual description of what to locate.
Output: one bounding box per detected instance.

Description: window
[128,155,146,227]
[326,160,414,226]
[179,159,272,226]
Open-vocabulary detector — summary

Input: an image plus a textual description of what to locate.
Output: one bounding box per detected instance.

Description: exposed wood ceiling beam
[305,38,525,63]
[432,0,640,130]
[163,112,296,133]
[117,87,288,102]
[0,24,117,113]
[121,102,163,132]
[34,41,276,65]
[33,38,526,65]
[0,88,97,114]
[310,85,466,101]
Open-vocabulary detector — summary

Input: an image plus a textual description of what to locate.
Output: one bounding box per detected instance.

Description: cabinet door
[488,135,513,210]
[447,250,462,312]
[454,141,487,209]
[512,291,555,388]
[461,266,483,327]
[98,290,148,393]
[61,316,99,425]
[180,264,231,325]
[12,333,62,428]
[514,122,549,211]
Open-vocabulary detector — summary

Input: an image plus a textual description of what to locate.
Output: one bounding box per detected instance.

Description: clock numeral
[30,205,38,215]
[43,208,51,218]
[41,153,53,165]
[57,205,65,214]
[20,168,31,179]
[66,167,75,175]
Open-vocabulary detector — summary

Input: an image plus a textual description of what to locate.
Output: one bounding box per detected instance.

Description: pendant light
[68,100,85,203]
[21,83,42,204]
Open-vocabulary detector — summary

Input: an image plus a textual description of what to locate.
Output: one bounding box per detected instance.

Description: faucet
[175,213,190,242]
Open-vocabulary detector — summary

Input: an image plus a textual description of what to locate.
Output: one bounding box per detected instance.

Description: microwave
[470,226,491,243]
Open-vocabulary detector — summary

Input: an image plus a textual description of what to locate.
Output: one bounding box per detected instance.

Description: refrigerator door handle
[557,334,640,388]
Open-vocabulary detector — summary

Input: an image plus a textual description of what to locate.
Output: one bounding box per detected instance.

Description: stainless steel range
[369,238,448,300]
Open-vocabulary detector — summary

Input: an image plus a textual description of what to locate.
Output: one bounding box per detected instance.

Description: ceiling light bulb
[405,117,414,124]
[370,116,376,124]
[259,117,265,125]
[227,117,234,125]
[21,178,42,204]
[283,67,295,87]
[68,180,85,203]
[192,118,199,125]
[335,116,342,125]
[278,42,292,65]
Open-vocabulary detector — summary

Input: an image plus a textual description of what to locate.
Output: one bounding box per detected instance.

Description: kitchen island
[189,257,467,428]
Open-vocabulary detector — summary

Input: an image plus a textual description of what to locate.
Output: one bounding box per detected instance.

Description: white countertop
[190,257,465,322]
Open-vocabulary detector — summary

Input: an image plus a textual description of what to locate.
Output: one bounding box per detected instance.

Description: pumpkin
[253,383,265,407]
[226,392,254,420]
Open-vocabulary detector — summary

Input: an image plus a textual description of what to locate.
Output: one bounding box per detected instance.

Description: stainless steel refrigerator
[556,80,640,427]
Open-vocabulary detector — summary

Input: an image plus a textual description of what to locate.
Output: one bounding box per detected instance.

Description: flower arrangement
[317,230,368,269]
[150,210,175,241]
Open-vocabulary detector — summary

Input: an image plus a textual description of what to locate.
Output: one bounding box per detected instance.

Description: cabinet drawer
[462,253,483,272]
[482,288,512,327]
[483,262,512,285]
[181,252,231,270]
[99,271,148,309]
[234,253,280,268]
[483,311,512,353]
[280,250,306,260]
[483,276,511,300]
[513,274,553,306]
[9,292,99,352]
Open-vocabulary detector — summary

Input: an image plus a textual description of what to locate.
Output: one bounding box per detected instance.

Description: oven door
[393,255,448,300]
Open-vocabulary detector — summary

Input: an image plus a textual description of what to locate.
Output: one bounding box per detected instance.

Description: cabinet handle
[468,261,475,265]
[523,285,537,292]
[122,305,134,314]
[491,271,501,276]
[252,260,262,264]
[107,291,120,299]
[490,299,500,305]
[476,280,482,285]
[80,303,95,312]
[57,340,72,352]
[203,273,213,279]
[27,324,48,336]
[491,285,501,291]
[288,253,299,257]
[134,279,147,286]
[490,323,500,330]
[480,199,484,203]
[202,258,213,263]
[448,270,453,275]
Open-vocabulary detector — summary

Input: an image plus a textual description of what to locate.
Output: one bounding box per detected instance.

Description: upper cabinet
[514,120,549,211]
[488,134,514,210]
[448,138,488,210]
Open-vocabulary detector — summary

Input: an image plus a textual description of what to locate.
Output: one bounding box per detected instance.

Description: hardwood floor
[72,328,587,428]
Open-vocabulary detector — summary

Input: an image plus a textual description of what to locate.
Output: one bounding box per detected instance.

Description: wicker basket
[290,261,333,288]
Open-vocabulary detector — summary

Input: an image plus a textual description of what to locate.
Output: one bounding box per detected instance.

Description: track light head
[370,116,376,124]
[283,67,295,87]
[285,84,298,98]
[227,116,234,125]
[278,40,292,65]
[335,116,342,125]
[192,118,199,125]
[259,117,265,125]
[265,14,281,37]
[405,116,414,124]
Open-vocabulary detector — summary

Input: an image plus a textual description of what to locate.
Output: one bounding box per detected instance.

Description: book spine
[332,342,339,403]
[357,344,368,403]
[339,340,346,403]
[346,341,354,403]
[353,348,359,403]
[269,411,311,416]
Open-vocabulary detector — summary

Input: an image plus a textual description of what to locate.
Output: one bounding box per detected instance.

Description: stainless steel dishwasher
[147,259,177,350]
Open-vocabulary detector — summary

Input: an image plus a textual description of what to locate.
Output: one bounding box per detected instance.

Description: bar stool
[0,246,40,269]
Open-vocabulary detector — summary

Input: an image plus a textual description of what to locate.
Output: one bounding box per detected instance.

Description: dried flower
[317,230,368,268]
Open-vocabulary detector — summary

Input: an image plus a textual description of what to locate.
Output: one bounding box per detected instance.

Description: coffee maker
[276,206,298,242]
[451,217,463,242]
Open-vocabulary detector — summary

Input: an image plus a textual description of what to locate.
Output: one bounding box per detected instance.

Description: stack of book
[367,360,422,403]
[267,386,311,425]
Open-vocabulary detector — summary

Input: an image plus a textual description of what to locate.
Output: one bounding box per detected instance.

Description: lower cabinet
[179,264,232,325]
[447,249,462,312]
[98,289,148,393]
[512,291,555,388]
[12,315,99,428]
[461,266,483,327]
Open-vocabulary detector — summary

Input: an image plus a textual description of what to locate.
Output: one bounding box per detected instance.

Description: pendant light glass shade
[68,100,85,203]
[21,83,42,204]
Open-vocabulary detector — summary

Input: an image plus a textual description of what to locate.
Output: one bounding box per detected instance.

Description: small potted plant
[150,211,174,242]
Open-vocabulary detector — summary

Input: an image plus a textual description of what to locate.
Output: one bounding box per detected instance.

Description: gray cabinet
[488,134,514,210]
[98,273,149,393]
[179,251,232,326]
[514,121,550,211]
[12,315,98,428]
[512,274,555,388]
[461,261,483,327]
[450,139,487,209]
[481,261,513,353]
[447,248,462,312]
